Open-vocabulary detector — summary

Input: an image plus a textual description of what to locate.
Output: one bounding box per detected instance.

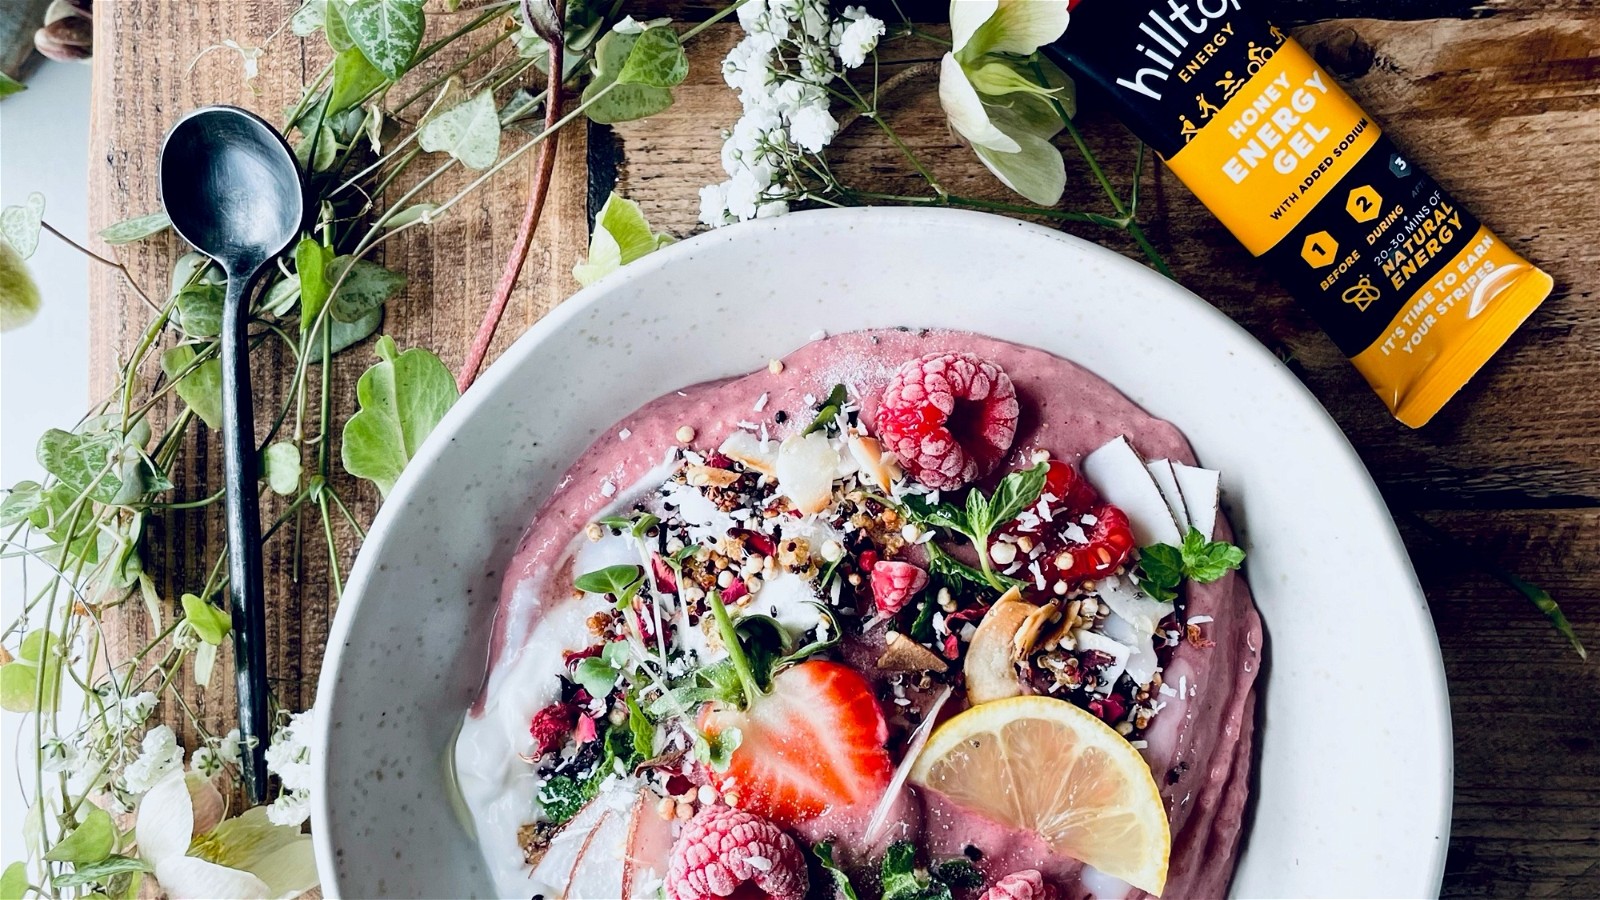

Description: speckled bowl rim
[312,206,1452,899]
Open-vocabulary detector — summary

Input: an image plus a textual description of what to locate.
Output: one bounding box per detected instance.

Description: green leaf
[987,462,1049,530]
[802,384,849,437]
[1179,527,1246,582]
[326,256,406,322]
[571,657,619,698]
[0,861,26,900]
[383,202,437,230]
[692,725,741,772]
[582,30,674,125]
[294,123,341,172]
[879,841,941,900]
[181,593,232,645]
[37,424,170,507]
[572,193,673,287]
[334,0,425,80]
[262,442,302,495]
[329,46,388,114]
[625,693,654,759]
[0,663,45,713]
[44,807,115,864]
[0,192,44,259]
[536,773,589,824]
[291,0,326,36]
[339,335,458,496]
[574,564,645,598]
[323,0,354,50]
[260,275,301,316]
[417,88,501,170]
[48,855,150,890]
[933,858,983,889]
[0,72,25,100]
[0,240,41,332]
[1135,543,1183,602]
[0,481,43,527]
[597,511,660,539]
[160,345,224,430]
[1,631,61,713]
[97,213,171,245]
[295,237,333,331]
[966,60,1063,99]
[813,843,859,900]
[616,26,688,88]
[174,283,223,338]
[306,306,383,364]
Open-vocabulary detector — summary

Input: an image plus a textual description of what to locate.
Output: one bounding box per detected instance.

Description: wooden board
[85,1,1598,896]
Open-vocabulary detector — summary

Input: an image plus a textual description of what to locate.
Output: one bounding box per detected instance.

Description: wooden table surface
[86,1,1598,896]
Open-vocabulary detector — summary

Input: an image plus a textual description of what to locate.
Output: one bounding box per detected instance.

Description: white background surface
[1,59,93,870]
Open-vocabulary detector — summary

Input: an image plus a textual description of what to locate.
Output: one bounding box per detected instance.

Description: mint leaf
[880,841,947,900]
[536,773,590,824]
[813,842,860,900]
[934,858,983,889]
[900,494,971,538]
[802,384,849,437]
[339,336,458,496]
[1179,527,1245,582]
[987,462,1048,528]
[1136,543,1183,602]
[625,693,655,759]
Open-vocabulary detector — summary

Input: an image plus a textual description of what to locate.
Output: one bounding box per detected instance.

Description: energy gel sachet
[1053,0,1553,427]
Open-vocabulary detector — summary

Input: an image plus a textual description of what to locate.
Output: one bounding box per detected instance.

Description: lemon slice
[909,696,1170,895]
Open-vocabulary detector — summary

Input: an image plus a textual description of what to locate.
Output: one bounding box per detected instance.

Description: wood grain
[86,1,1599,898]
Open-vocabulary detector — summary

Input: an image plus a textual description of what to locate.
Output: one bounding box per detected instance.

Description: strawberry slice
[699,660,893,826]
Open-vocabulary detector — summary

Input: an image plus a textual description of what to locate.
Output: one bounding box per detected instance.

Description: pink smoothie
[474,328,1263,899]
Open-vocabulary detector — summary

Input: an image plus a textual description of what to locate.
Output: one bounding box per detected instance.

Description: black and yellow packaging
[1053,0,1553,428]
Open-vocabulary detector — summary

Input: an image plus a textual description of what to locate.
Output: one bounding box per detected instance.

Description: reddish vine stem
[457,0,566,394]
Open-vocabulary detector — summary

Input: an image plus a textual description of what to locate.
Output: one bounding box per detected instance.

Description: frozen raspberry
[528,702,577,756]
[664,804,808,900]
[981,870,1061,900]
[1042,460,1099,516]
[875,353,1020,490]
[871,560,929,615]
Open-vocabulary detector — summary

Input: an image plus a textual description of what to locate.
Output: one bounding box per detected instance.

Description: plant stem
[41,221,161,314]
[708,590,762,706]
[457,0,566,394]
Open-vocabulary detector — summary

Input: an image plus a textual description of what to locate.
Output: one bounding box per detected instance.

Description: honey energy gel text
[1054,0,1553,427]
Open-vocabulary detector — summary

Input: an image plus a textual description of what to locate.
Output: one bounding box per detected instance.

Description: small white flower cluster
[264,707,317,827]
[699,1,885,227]
[123,725,184,795]
[190,727,242,777]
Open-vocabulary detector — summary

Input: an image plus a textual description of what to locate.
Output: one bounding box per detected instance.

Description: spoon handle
[221,263,272,804]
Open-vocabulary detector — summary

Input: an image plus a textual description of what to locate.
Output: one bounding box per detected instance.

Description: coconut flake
[1073,629,1131,692]
[1082,437,1183,547]
[776,432,840,515]
[1172,463,1221,539]
[864,686,953,844]
[719,431,778,477]
[1146,459,1190,535]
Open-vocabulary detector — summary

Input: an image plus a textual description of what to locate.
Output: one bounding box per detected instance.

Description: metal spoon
[159,106,305,803]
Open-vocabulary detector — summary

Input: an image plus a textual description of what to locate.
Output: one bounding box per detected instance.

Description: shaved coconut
[1100,609,1159,687]
[1145,459,1190,535]
[1082,437,1183,547]
[866,685,954,845]
[719,431,778,477]
[776,432,841,515]
[1172,463,1221,539]
[1073,628,1131,692]
[1098,575,1175,631]
[963,588,1037,705]
[848,434,902,492]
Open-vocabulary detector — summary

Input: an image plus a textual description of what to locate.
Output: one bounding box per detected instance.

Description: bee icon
[1342,276,1381,311]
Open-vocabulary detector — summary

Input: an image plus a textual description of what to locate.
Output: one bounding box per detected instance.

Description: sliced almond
[878,632,950,673]
[718,430,778,477]
[686,464,740,488]
[963,588,1039,706]
[848,434,902,492]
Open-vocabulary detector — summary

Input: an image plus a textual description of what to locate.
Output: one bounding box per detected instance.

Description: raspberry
[870,560,929,614]
[1042,460,1099,517]
[981,870,1061,900]
[528,702,577,757]
[1053,505,1136,585]
[875,353,1019,491]
[664,804,808,900]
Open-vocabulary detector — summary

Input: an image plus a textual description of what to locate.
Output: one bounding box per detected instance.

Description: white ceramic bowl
[312,208,1452,899]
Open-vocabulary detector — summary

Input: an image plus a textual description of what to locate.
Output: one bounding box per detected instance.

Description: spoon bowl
[159,106,306,803]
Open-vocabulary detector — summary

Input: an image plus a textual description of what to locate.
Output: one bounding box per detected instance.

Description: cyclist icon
[1341,276,1382,311]
[1245,41,1275,74]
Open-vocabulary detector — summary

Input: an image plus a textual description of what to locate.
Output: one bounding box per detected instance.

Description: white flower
[266,789,312,828]
[106,690,159,733]
[833,8,885,69]
[724,169,767,221]
[789,103,838,153]
[137,772,318,900]
[190,745,222,777]
[216,727,242,766]
[39,738,78,775]
[124,725,184,795]
[698,183,733,227]
[264,708,316,793]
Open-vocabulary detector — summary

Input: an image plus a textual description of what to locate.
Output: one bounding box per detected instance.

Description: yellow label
[1167,40,1380,256]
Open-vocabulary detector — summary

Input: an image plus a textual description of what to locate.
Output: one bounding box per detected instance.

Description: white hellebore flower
[137,771,318,899]
[938,0,1074,205]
